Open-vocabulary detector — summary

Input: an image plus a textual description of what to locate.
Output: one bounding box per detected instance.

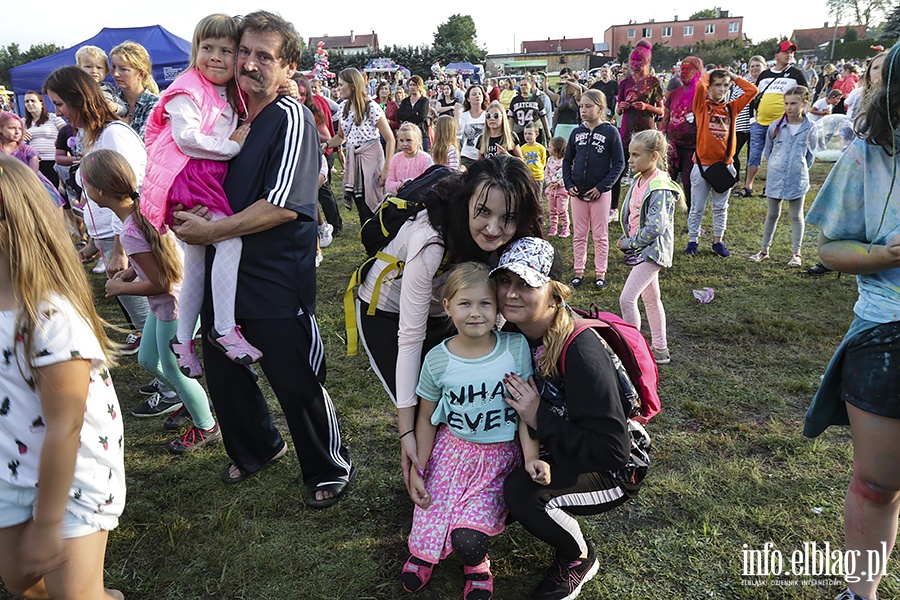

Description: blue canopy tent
[444,61,483,84]
[9,25,190,115]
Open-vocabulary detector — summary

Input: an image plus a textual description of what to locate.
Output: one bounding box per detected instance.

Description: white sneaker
[315,250,323,268]
[787,254,802,267]
[608,209,619,223]
[318,222,334,248]
[92,257,107,274]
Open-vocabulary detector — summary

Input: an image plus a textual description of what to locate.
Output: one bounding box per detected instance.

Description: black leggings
[451,528,490,566]
[504,462,640,560]
[609,146,630,210]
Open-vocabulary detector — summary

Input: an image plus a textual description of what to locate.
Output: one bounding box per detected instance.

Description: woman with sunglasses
[478,101,522,159]
[458,85,488,170]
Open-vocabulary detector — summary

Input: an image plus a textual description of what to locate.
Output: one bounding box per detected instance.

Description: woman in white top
[324,67,395,224]
[22,91,65,187]
[44,66,151,352]
[354,155,543,486]
[458,85,488,170]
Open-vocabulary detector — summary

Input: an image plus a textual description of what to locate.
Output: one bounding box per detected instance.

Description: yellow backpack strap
[343,252,405,356]
[344,258,374,356]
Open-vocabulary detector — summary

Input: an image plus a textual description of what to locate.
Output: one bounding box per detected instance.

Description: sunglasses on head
[485,112,502,120]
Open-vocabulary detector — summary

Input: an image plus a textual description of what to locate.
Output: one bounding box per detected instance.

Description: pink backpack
[560,305,661,424]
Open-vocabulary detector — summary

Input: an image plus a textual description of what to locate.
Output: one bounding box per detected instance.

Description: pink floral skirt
[166,159,231,226]
[408,426,521,563]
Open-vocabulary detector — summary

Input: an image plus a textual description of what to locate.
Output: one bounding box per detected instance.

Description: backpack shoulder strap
[559,319,608,377]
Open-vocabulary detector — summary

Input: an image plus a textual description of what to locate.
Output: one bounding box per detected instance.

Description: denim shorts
[842,321,900,419]
[747,122,768,168]
[0,479,99,538]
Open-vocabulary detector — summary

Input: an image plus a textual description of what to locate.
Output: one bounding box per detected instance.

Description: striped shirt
[222,96,321,317]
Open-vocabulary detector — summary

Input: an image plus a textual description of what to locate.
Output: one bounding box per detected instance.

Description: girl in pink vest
[141,14,260,377]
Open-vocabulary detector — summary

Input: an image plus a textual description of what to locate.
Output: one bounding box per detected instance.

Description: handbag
[698,105,737,194]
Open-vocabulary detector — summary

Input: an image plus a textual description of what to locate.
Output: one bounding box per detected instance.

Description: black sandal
[306,465,358,509]
[570,276,584,288]
[735,187,754,198]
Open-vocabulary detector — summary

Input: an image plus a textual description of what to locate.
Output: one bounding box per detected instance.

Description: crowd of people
[0,14,897,600]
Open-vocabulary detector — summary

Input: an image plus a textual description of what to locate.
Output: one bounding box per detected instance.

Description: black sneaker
[138,377,170,395]
[163,405,192,430]
[531,543,599,600]
[807,262,833,275]
[131,393,183,418]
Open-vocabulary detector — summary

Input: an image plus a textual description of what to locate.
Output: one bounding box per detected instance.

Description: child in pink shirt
[386,122,433,194]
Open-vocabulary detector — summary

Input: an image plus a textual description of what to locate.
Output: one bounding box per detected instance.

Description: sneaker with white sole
[531,542,599,600]
[208,326,263,365]
[748,251,769,263]
[318,222,334,248]
[652,347,671,365]
[608,209,619,223]
[787,254,802,267]
[316,250,323,268]
[167,424,222,454]
[92,257,107,274]
[132,393,183,418]
[711,242,731,258]
[120,333,141,356]
[163,405,192,430]
[138,377,170,395]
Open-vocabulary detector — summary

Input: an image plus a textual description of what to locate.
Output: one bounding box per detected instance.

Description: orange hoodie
[693,75,757,166]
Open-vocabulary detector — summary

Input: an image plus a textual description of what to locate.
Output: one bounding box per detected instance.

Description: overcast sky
[1,3,853,58]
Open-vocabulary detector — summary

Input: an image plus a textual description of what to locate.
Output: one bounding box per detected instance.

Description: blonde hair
[580,89,608,120]
[80,150,182,290]
[537,281,574,380]
[481,100,517,155]
[110,41,159,94]
[431,115,459,167]
[0,155,116,367]
[189,14,241,69]
[75,45,110,77]
[630,129,687,210]
[339,68,370,127]
[188,14,241,112]
[442,262,495,303]
[397,121,422,149]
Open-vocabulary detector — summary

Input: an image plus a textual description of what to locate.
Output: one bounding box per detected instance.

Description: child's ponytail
[81,150,183,290]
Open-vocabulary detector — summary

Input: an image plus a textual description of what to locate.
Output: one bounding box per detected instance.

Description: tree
[826,0,891,35]
[844,26,860,41]
[0,42,64,87]
[690,8,717,19]
[882,1,900,38]
[433,14,486,63]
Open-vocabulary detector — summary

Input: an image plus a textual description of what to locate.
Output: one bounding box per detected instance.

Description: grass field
[5,159,896,600]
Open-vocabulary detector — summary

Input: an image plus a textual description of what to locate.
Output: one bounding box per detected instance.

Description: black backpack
[344,165,453,356]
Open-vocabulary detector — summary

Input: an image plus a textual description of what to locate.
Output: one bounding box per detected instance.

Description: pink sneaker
[170,338,203,378]
[463,558,493,600]
[208,326,263,365]
[559,227,571,238]
[547,227,558,236]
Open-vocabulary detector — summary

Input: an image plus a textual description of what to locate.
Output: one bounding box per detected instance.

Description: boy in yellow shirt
[521,123,547,183]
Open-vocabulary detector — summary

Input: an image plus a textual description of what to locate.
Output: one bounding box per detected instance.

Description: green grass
[6,161,897,600]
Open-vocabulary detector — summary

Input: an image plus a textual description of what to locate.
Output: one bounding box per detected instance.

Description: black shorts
[842,320,900,419]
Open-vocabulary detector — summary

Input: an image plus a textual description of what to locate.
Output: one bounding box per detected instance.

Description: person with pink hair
[613,40,664,222]
[663,57,703,206]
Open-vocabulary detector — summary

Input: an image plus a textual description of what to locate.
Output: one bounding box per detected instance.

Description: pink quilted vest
[141,68,231,230]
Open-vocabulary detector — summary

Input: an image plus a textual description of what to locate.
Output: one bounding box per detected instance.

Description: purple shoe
[712,242,732,258]
[208,326,263,365]
[170,338,203,378]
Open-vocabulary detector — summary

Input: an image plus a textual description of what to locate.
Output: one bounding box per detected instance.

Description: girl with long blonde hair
[0,155,124,600]
[479,100,522,159]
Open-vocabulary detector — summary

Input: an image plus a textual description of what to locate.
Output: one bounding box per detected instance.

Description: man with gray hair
[173,10,354,508]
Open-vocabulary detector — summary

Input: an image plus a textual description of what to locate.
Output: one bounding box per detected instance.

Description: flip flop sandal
[220,443,288,484]
[306,465,358,509]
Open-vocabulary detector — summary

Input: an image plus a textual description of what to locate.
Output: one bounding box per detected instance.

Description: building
[603,10,744,54]
[791,24,867,51]
[308,31,379,56]
[485,37,608,76]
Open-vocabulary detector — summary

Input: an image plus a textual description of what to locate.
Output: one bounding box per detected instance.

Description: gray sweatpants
[688,163,734,241]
